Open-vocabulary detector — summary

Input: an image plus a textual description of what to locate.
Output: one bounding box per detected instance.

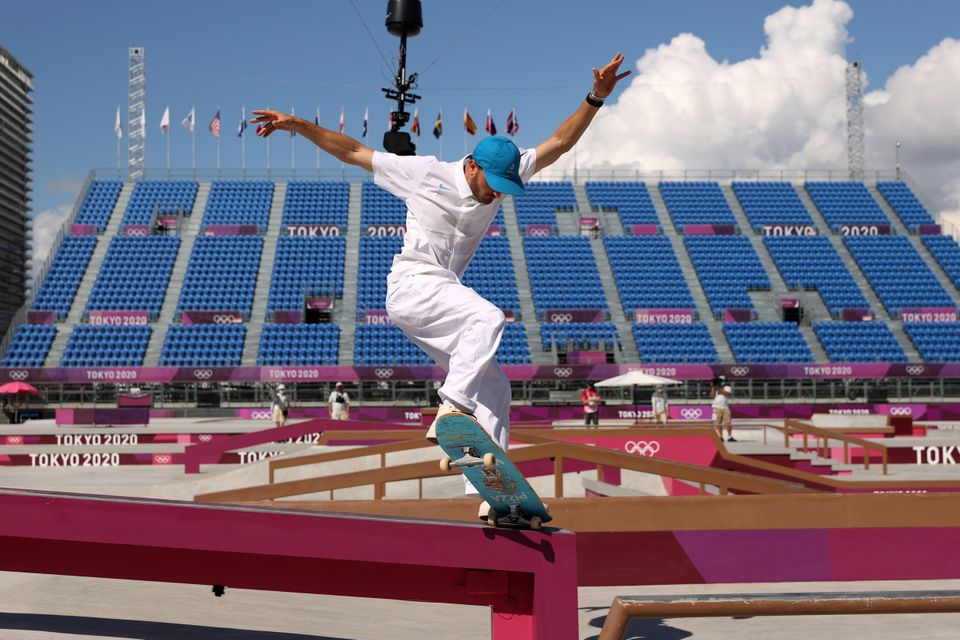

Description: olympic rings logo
[193,369,214,380]
[624,441,661,456]
[527,228,550,236]
[6,436,23,444]
[153,454,172,465]
[906,365,925,376]
[375,368,395,379]
[212,315,238,324]
[198,434,213,442]
[554,368,573,378]
[549,313,574,323]
[889,407,913,416]
[8,370,29,381]
[127,229,148,236]
[249,411,273,420]
[680,408,705,420]
[729,366,749,376]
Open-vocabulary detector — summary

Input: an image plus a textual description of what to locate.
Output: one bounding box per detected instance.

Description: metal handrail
[781,418,888,474]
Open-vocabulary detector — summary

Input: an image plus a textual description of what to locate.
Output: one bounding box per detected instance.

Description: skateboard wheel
[483,452,495,469]
[487,513,498,527]
[529,516,543,530]
[440,457,451,472]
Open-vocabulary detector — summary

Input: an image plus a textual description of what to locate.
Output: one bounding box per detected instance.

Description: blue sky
[3,0,959,253]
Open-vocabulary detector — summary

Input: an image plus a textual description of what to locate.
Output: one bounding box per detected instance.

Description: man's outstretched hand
[592,53,632,99]
[251,110,298,137]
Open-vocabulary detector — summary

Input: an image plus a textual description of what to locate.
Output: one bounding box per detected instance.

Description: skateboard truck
[488,504,543,530]
[440,447,496,472]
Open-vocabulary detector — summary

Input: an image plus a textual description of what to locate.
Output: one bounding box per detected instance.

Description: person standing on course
[327,382,351,421]
[581,381,601,428]
[267,384,290,428]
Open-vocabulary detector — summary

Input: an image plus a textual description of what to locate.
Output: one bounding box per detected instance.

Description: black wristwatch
[585,92,605,108]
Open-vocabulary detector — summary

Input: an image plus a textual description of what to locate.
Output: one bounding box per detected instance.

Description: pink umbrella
[0,381,38,395]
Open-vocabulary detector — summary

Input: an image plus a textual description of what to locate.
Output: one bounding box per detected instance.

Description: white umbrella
[595,371,680,387]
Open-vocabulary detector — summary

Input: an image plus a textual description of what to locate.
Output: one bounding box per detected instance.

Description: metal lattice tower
[128,47,146,180]
[845,60,865,180]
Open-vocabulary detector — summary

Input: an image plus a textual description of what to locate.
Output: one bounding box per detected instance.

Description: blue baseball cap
[472,136,525,196]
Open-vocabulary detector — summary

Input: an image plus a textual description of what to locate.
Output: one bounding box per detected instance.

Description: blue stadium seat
[202,180,274,230]
[257,324,341,366]
[724,322,813,363]
[61,325,152,367]
[178,236,263,318]
[604,236,695,316]
[685,236,770,316]
[121,180,198,226]
[632,323,719,363]
[922,235,960,292]
[160,324,246,367]
[269,236,346,311]
[813,321,907,362]
[540,322,621,352]
[523,236,608,318]
[585,181,658,227]
[356,236,403,315]
[354,324,432,366]
[805,181,889,230]
[461,235,520,316]
[284,181,350,228]
[0,325,57,367]
[903,322,960,362]
[73,180,123,231]
[362,181,407,227]
[31,236,98,319]
[659,181,736,228]
[85,236,181,317]
[876,181,935,228]
[732,181,814,231]
[765,236,869,316]
[514,182,576,232]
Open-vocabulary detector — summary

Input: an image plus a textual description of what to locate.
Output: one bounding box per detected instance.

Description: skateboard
[435,413,552,529]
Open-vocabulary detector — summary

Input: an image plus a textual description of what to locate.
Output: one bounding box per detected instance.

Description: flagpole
[216,105,222,175]
[116,131,120,176]
[290,105,296,176]
[191,105,196,174]
[266,105,271,175]
[439,107,443,162]
[241,106,246,176]
[463,108,467,157]
[315,106,321,176]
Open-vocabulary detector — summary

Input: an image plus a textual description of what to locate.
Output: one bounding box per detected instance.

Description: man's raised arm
[252,110,374,172]
[534,53,631,172]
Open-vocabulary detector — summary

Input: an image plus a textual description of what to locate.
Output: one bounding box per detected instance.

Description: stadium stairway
[240,182,286,365]
[869,182,960,308]
[555,193,580,236]
[143,183,210,366]
[649,184,734,363]
[502,197,551,364]
[334,182,363,366]
[44,183,133,367]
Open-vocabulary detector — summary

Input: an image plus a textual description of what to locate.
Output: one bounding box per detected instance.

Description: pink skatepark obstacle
[0,488,578,639]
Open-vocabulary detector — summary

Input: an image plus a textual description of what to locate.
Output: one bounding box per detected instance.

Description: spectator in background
[651,385,669,424]
[328,382,350,421]
[712,384,734,442]
[267,384,290,428]
[581,381,601,428]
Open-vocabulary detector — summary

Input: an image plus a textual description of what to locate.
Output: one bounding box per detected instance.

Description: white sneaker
[426,402,471,444]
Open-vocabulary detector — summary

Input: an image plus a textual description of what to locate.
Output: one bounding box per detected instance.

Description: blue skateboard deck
[435,413,552,529]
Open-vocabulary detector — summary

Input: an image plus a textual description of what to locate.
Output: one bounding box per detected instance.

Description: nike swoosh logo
[438,183,451,191]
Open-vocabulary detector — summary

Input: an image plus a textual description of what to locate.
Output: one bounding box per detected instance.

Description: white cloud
[568,0,960,220]
[31,204,72,272]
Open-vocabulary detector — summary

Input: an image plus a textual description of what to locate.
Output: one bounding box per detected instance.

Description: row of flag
[114,106,520,141]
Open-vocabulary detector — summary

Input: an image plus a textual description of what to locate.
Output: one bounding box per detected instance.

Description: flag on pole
[485,108,497,136]
[464,109,477,135]
[362,107,368,138]
[289,106,296,138]
[505,109,519,137]
[160,106,170,134]
[411,109,420,137]
[208,110,221,137]
[433,109,443,139]
[339,107,344,134]
[238,107,247,137]
[181,107,195,133]
[114,107,123,139]
[314,106,320,126]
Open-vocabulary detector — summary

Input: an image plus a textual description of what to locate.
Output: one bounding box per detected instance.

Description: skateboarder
[253,53,631,506]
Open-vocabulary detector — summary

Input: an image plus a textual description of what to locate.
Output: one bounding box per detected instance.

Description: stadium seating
[31,236,98,319]
[764,236,869,316]
[523,236,608,318]
[632,322,719,363]
[356,236,403,315]
[723,322,813,363]
[732,181,815,231]
[354,324,432,366]
[283,180,350,228]
[876,181,935,228]
[460,235,521,315]
[513,181,576,231]
[362,181,406,227]
[659,181,737,228]
[61,325,152,367]
[540,322,621,352]
[160,324,246,367]
[804,181,889,230]
[585,181,659,227]
[497,323,531,364]
[843,235,953,315]
[813,321,907,362]
[202,180,274,230]
[921,235,960,291]
[604,236,695,316]
[177,236,263,318]
[257,324,340,366]
[685,236,770,316]
[903,322,960,362]
[121,180,198,226]
[85,236,180,317]
[268,236,345,311]
[0,325,57,367]
[73,180,123,231]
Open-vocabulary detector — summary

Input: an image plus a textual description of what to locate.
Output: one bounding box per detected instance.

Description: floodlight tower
[128,47,146,180]
[845,60,865,180]
[382,0,423,155]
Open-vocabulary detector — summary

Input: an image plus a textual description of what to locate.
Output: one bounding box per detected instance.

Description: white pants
[387,272,510,452]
